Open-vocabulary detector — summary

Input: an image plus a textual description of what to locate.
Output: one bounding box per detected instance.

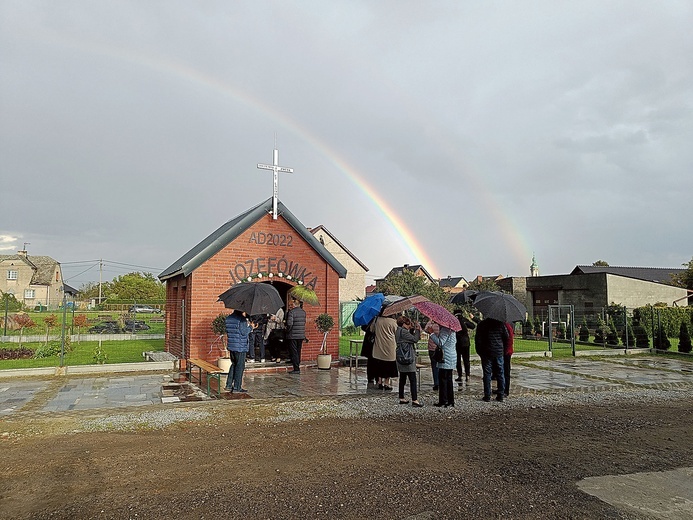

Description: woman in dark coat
[395,316,423,407]
[454,311,476,383]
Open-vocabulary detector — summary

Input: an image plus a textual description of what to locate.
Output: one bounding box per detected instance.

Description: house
[376,264,437,286]
[310,225,368,302]
[439,275,468,294]
[158,197,347,364]
[496,265,689,321]
[0,250,65,310]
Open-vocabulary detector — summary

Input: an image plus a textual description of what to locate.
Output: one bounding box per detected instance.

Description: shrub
[0,347,35,359]
[633,323,649,348]
[578,318,590,342]
[653,323,671,351]
[556,323,566,340]
[93,343,108,364]
[679,321,692,354]
[33,341,63,358]
[212,314,228,336]
[593,317,608,345]
[607,318,620,346]
[342,324,359,336]
[523,319,533,336]
[621,320,635,348]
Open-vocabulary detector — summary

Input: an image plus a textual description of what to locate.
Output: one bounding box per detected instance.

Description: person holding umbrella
[224,310,256,393]
[475,317,509,402]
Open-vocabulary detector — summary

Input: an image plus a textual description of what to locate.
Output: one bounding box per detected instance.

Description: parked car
[124,319,151,331]
[89,322,122,334]
[129,305,161,314]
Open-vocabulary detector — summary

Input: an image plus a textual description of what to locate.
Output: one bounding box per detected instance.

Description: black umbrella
[218,283,284,315]
[449,290,479,305]
[471,292,527,323]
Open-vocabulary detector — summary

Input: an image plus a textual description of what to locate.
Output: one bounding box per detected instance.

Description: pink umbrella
[381,295,429,316]
[413,301,462,332]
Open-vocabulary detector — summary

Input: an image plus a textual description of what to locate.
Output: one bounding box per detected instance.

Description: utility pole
[98,259,103,305]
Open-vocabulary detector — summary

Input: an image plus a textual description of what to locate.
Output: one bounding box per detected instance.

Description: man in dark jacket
[454,312,476,384]
[224,310,255,393]
[475,318,508,402]
[285,298,306,373]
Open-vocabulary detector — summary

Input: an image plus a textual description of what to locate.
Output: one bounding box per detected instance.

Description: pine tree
[621,320,635,348]
[593,316,608,345]
[678,321,692,354]
[653,323,671,350]
[578,317,590,342]
[633,321,650,348]
[607,317,619,346]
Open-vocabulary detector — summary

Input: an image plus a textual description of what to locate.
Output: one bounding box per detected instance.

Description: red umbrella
[413,301,461,332]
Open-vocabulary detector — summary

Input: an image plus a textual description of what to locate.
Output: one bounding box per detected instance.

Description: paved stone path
[1,355,691,415]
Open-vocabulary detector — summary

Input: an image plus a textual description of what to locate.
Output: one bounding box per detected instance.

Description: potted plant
[315,313,334,370]
[212,313,231,372]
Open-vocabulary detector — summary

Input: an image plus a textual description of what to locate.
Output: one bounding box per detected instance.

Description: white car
[129,304,161,314]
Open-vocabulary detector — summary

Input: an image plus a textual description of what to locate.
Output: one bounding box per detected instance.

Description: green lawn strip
[0,339,164,369]
[1,311,165,336]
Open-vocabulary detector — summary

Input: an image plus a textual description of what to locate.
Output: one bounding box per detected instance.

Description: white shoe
[247,359,255,363]
[260,359,266,363]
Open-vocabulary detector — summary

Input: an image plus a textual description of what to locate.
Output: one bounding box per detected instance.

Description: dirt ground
[2,395,692,520]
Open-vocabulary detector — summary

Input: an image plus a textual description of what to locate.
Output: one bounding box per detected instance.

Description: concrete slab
[578,467,693,519]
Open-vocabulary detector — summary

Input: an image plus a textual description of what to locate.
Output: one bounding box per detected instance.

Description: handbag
[433,344,444,363]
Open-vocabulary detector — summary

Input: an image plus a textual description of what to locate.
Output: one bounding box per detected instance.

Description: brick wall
[164,213,341,364]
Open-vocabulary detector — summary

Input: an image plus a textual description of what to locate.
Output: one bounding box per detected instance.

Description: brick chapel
[158,197,347,365]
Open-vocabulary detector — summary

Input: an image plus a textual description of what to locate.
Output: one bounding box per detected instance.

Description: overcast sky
[2,1,691,289]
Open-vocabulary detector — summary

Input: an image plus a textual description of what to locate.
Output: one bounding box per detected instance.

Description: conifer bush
[678,321,692,354]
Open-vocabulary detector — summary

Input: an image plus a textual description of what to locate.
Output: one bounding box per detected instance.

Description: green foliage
[621,320,635,347]
[212,313,228,336]
[33,336,71,359]
[579,318,590,342]
[534,316,543,336]
[556,323,566,340]
[671,256,693,291]
[633,305,693,339]
[592,260,610,266]
[653,323,671,350]
[466,277,501,292]
[593,316,608,345]
[1,291,23,311]
[342,324,359,336]
[678,321,692,354]
[104,272,165,300]
[93,343,108,364]
[607,317,619,346]
[523,319,533,336]
[315,313,334,333]
[633,323,650,348]
[376,269,450,306]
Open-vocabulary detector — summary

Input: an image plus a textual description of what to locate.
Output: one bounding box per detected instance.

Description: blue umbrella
[352,293,385,326]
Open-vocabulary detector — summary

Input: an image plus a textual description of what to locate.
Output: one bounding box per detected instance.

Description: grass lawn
[0,338,165,370]
[2,311,165,336]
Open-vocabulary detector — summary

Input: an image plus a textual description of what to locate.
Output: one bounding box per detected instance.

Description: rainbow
[43,33,534,277]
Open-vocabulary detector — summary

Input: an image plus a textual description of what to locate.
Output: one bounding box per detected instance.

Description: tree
[14,313,35,347]
[73,314,89,343]
[377,270,449,305]
[466,277,501,292]
[109,272,165,300]
[678,321,692,354]
[578,317,590,342]
[671,256,693,293]
[592,260,610,267]
[606,317,619,346]
[633,321,650,348]
[593,316,608,345]
[653,323,671,351]
[44,314,59,346]
[621,320,635,348]
[1,291,22,312]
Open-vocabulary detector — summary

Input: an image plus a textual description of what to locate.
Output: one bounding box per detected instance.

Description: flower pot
[217,357,232,373]
[316,353,332,370]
